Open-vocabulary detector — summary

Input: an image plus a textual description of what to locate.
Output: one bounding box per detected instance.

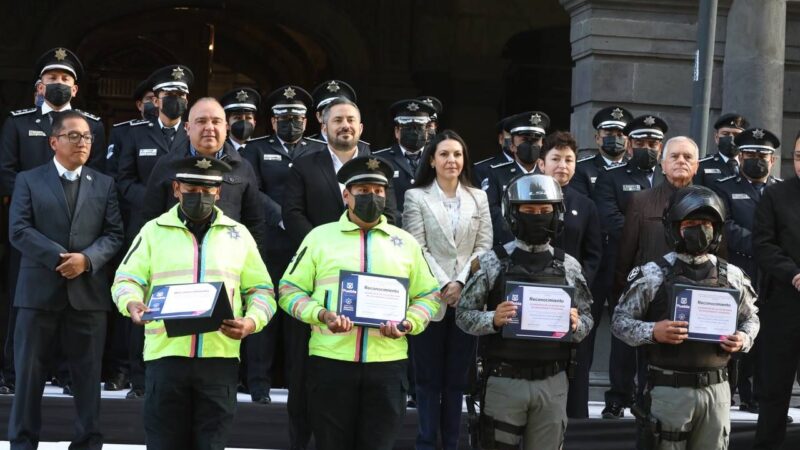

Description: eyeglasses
[56,132,94,144]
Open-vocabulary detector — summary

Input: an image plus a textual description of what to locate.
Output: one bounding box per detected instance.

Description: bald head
[661,136,699,188]
[186,97,227,154]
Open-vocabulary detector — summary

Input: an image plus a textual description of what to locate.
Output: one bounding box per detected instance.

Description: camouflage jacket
[611,252,760,351]
[455,240,593,342]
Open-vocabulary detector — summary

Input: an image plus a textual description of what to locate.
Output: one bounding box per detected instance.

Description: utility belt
[487,360,566,381]
[648,367,728,389]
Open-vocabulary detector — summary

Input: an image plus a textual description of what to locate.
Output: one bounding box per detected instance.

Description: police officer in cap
[457,174,593,450]
[710,127,781,414]
[693,113,749,187]
[417,95,442,141]
[592,113,668,418]
[613,185,759,450]
[571,105,634,197]
[106,79,158,178]
[308,79,370,153]
[486,111,549,246]
[219,87,260,151]
[472,116,514,191]
[0,46,107,395]
[374,99,437,219]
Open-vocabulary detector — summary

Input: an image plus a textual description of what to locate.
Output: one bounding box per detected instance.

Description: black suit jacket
[554,185,603,285]
[9,162,123,311]
[282,148,399,247]
[0,107,106,196]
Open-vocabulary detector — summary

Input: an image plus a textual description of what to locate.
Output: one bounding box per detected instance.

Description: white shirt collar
[41,102,72,115]
[515,161,537,174]
[158,117,181,131]
[53,158,82,180]
[601,154,619,166]
[400,144,424,155]
[718,152,730,163]
[229,138,245,151]
[434,179,461,199]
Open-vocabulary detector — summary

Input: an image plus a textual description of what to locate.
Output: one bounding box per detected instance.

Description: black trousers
[144,357,238,450]
[307,356,408,450]
[285,315,312,449]
[2,247,21,386]
[753,300,800,449]
[8,306,106,450]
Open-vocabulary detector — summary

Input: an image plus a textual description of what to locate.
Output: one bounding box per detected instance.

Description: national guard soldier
[417,95,442,140]
[592,113,668,418]
[486,111,549,246]
[374,99,437,218]
[709,127,780,414]
[472,117,513,191]
[456,174,593,450]
[693,114,749,187]
[612,185,759,450]
[239,85,317,405]
[219,87,260,152]
[0,47,106,396]
[308,79,370,154]
[106,79,158,179]
[571,105,633,197]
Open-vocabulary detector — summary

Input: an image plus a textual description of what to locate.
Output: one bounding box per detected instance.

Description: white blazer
[403,182,493,321]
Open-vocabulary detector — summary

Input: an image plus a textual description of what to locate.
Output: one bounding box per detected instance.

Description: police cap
[417,96,442,122]
[172,156,232,187]
[35,47,84,82]
[266,85,312,117]
[312,80,357,111]
[503,111,550,136]
[592,106,633,131]
[337,156,394,187]
[390,99,435,125]
[220,87,260,113]
[624,115,669,140]
[149,65,194,94]
[714,113,749,131]
[734,127,780,154]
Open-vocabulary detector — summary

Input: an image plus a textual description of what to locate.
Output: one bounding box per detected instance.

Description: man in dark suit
[591,114,668,418]
[752,133,800,449]
[374,99,437,224]
[281,97,397,450]
[7,111,124,449]
[693,113,749,187]
[0,47,106,396]
[571,106,633,197]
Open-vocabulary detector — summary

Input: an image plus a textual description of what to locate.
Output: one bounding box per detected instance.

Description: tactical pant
[483,372,568,450]
[648,382,730,450]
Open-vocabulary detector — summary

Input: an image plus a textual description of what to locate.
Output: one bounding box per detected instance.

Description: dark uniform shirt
[572,153,624,197]
[555,184,603,285]
[485,160,540,246]
[693,153,738,187]
[472,152,511,191]
[373,143,419,224]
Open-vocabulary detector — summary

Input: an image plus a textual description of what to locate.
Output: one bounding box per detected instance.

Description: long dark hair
[412,129,475,188]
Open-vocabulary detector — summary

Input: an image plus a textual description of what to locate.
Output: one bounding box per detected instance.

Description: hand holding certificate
[338,271,410,328]
[501,282,575,341]
[670,284,739,343]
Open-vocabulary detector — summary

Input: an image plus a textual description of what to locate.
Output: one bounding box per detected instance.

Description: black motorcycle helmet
[663,185,727,254]
[502,174,565,240]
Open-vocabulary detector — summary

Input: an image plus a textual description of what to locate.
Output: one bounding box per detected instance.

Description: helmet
[663,185,727,254]
[502,174,565,239]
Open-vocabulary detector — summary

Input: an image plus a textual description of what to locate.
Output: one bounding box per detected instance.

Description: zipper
[187,229,204,358]
[355,229,369,363]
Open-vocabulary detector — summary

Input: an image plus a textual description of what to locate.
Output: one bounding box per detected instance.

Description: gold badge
[366,159,380,170]
[171,67,185,80]
[195,158,212,169]
[283,87,296,99]
[54,48,68,61]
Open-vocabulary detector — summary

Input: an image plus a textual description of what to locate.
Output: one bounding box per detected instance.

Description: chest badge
[390,235,404,247]
[227,227,241,240]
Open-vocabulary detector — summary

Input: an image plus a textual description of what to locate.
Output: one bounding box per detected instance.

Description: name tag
[139,148,157,157]
[732,193,750,200]
[590,177,597,184]
[28,130,46,137]
[393,170,400,178]
[622,184,641,192]
[263,154,281,161]
[704,168,721,174]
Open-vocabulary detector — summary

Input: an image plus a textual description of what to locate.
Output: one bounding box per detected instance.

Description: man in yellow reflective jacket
[280,155,441,450]
[112,156,276,450]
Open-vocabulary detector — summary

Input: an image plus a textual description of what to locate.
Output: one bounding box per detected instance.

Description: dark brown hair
[541,130,578,159]
[413,129,474,188]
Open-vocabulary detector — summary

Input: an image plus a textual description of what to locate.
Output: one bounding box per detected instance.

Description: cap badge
[611,108,624,120]
[171,67,185,80]
[195,158,212,169]
[366,158,381,170]
[644,116,656,126]
[752,128,765,139]
[283,87,297,99]
[235,90,249,102]
[530,113,542,126]
[54,48,67,61]
[407,102,420,112]
[326,81,340,93]
[421,98,433,106]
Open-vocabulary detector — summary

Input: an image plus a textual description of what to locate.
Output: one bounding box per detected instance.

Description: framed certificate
[337,270,410,328]
[501,281,574,341]
[670,284,739,343]
[141,282,233,337]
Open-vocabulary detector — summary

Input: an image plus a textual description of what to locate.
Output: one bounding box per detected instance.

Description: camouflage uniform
[456,240,593,450]
[612,251,759,450]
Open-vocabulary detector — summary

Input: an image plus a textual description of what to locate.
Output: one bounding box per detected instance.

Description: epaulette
[490,160,514,169]
[698,155,715,163]
[247,135,270,142]
[305,137,325,144]
[9,108,36,117]
[359,139,370,145]
[474,156,493,165]
[603,162,627,171]
[773,177,783,182]
[373,147,392,154]
[576,154,595,163]
[129,119,151,127]
[716,175,736,183]
[75,109,101,121]
[112,119,136,128]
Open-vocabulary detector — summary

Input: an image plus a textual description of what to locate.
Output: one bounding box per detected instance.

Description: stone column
[722,0,787,174]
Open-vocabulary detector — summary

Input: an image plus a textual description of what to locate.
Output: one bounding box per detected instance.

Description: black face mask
[351,193,386,223]
[502,137,513,158]
[160,96,188,120]
[142,102,159,122]
[44,83,72,107]
[399,128,428,151]
[630,147,659,171]
[717,135,739,158]
[516,212,555,245]
[180,192,216,222]
[601,136,626,157]
[277,118,305,143]
[516,141,542,165]
[230,120,254,141]
[681,224,714,255]
[741,157,770,180]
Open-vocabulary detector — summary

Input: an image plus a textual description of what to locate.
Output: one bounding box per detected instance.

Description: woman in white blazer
[403,130,492,450]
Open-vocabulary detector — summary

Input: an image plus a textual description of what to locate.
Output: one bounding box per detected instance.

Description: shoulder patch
[373,147,392,154]
[113,119,135,128]
[716,175,736,183]
[9,108,36,117]
[130,119,151,127]
[474,156,493,165]
[626,266,642,282]
[490,161,514,169]
[75,109,101,121]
